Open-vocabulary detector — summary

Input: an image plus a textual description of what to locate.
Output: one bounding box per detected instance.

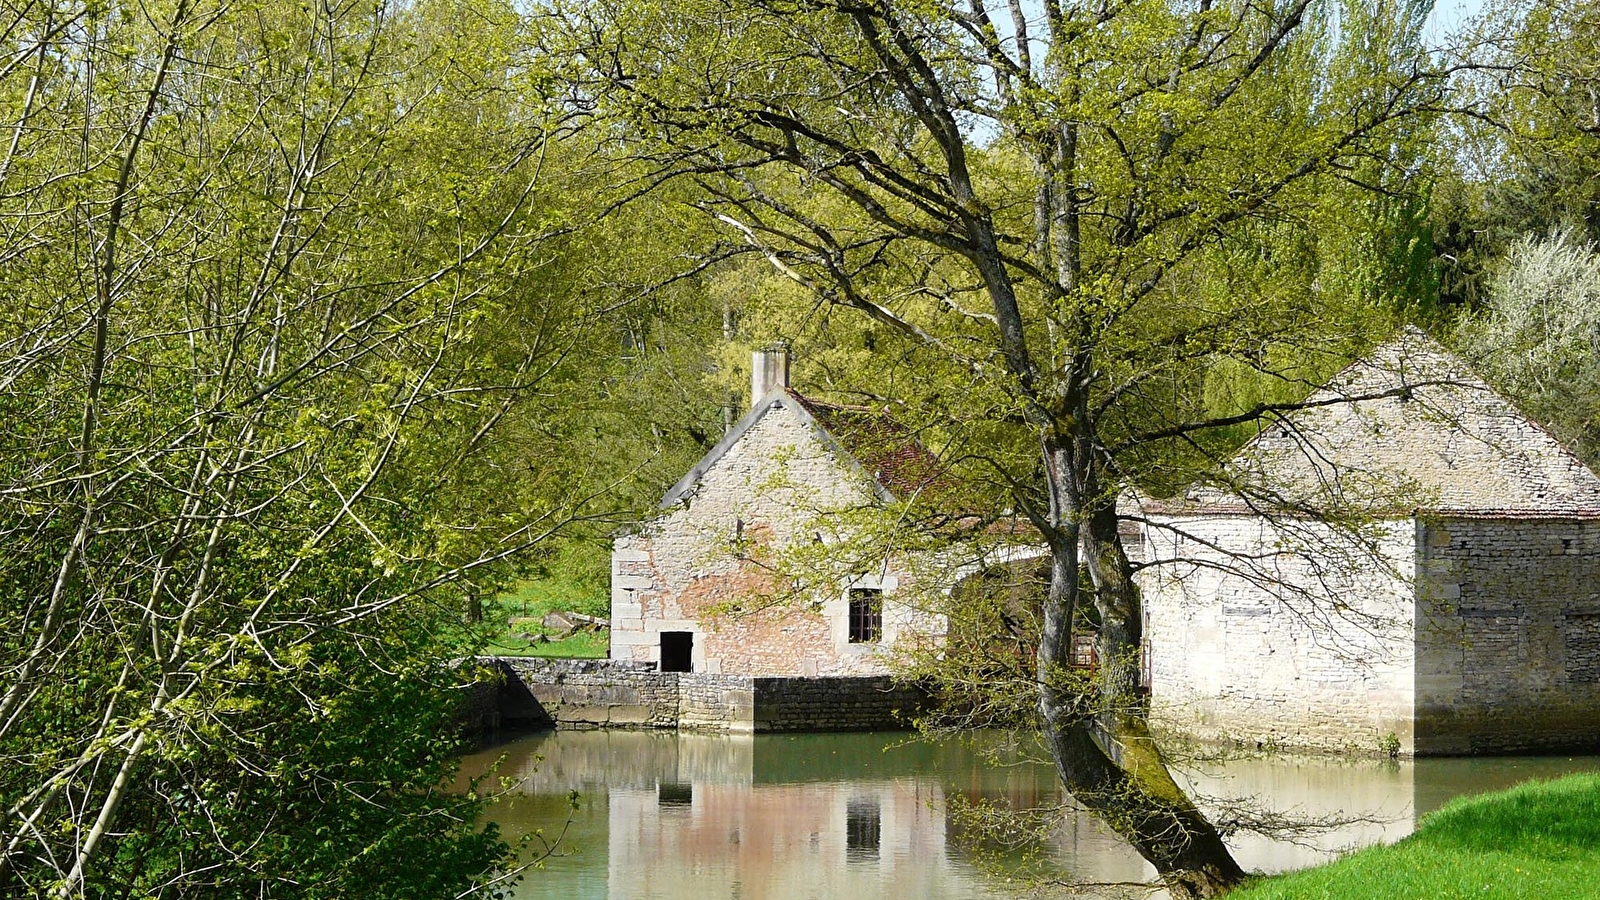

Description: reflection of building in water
[467,728,1600,900]
[604,733,959,900]
[609,779,953,900]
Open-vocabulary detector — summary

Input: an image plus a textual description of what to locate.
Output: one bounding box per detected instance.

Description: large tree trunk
[1034,435,1246,899]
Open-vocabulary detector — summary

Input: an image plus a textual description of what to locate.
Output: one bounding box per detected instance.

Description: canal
[461,730,1600,899]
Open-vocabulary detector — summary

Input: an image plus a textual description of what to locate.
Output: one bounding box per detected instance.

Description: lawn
[473,577,609,659]
[1229,772,1600,900]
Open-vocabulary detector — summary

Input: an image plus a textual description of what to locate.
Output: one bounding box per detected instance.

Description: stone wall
[1414,516,1600,754]
[492,658,924,733]
[1141,514,1418,755]
[501,658,680,729]
[751,676,926,732]
[678,674,756,731]
[1142,512,1600,756]
[611,397,930,677]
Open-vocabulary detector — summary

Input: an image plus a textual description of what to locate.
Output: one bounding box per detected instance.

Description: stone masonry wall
[495,658,922,733]
[500,658,680,729]
[611,398,922,677]
[678,674,757,731]
[1141,514,1418,755]
[1414,517,1600,754]
[750,676,927,732]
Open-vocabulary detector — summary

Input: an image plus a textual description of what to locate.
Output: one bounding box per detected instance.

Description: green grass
[471,577,609,659]
[1230,773,1600,900]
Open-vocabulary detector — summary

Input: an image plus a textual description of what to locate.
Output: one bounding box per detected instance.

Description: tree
[556,0,1449,894]
[0,0,634,894]
[1432,0,1600,308]
[1454,228,1600,464]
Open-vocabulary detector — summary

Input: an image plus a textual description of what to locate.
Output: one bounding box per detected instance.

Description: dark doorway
[661,631,693,672]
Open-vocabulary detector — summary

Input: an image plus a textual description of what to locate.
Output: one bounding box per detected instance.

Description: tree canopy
[1,0,1595,895]
[549,0,1458,893]
[0,0,723,894]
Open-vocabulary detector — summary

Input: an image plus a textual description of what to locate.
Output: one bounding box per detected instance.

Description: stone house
[1139,328,1600,755]
[609,348,946,676]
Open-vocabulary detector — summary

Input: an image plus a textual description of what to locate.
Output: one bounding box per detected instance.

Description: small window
[1070,633,1097,668]
[848,588,882,643]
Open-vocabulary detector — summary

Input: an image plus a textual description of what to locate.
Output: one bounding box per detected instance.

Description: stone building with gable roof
[1139,328,1600,755]
[609,347,948,676]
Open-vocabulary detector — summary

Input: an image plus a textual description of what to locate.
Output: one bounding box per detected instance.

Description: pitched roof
[660,387,945,509]
[1169,327,1600,517]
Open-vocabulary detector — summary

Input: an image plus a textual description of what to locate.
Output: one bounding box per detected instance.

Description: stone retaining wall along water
[497,658,678,729]
[489,657,924,732]
[750,675,925,732]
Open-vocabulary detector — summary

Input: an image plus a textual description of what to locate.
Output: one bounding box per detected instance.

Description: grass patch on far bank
[1230,772,1600,900]
[474,577,609,659]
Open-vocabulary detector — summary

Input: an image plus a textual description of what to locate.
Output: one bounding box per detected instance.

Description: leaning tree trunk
[1035,434,1246,900]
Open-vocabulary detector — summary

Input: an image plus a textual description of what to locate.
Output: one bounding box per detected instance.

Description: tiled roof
[1171,327,1600,517]
[658,386,947,508]
[785,390,946,501]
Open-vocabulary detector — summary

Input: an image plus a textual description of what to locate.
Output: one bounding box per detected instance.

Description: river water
[460,730,1600,900]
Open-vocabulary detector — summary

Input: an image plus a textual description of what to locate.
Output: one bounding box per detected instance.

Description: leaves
[0,0,663,895]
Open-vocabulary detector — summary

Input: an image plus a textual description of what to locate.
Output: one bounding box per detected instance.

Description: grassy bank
[1230,772,1600,900]
[473,577,609,659]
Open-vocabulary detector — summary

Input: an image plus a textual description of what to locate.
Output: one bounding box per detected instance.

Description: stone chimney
[751,344,790,408]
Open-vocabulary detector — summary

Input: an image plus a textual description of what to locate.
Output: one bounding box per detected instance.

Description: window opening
[848,588,882,643]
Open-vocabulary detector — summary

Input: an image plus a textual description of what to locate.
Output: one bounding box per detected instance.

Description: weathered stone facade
[1143,516,1418,754]
[1413,516,1600,753]
[611,372,944,677]
[1141,330,1600,755]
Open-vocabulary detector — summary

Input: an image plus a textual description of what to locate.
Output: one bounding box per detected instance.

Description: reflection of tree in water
[460,728,1600,899]
[940,735,1088,880]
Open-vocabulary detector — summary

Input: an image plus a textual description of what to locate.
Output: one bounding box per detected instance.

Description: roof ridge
[1179,326,1600,514]
[658,387,947,510]
[784,387,892,416]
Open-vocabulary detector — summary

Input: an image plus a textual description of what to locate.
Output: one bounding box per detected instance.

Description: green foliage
[0,0,721,893]
[1230,773,1600,899]
[1454,229,1600,464]
[89,630,508,900]
[1434,0,1600,309]
[558,0,1442,507]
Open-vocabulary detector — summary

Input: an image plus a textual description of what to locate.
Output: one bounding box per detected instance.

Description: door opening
[660,631,693,673]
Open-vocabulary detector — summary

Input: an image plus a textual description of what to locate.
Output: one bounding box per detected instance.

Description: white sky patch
[1422,0,1489,49]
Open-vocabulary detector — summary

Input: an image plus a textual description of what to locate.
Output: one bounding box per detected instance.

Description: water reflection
[461,730,1600,900]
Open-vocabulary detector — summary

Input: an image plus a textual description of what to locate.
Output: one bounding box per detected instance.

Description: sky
[1422,0,1490,48]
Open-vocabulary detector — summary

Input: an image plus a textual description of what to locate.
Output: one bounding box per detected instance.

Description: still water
[461,730,1600,900]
